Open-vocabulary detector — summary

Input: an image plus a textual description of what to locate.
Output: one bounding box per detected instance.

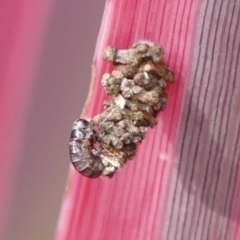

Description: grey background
[4,1,104,239]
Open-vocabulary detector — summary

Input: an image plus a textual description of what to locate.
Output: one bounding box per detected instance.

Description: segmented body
[69,41,174,178]
[69,119,105,178]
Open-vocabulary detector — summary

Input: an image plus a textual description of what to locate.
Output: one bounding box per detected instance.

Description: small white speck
[143,71,150,79]
[114,94,126,109]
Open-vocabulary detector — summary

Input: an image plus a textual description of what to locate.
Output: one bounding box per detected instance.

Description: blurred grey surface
[4,1,104,239]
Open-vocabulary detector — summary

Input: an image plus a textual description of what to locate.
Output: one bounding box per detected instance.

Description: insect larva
[69,41,174,178]
[69,119,105,178]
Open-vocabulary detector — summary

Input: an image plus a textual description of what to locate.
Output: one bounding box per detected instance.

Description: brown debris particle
[69,41,174,178]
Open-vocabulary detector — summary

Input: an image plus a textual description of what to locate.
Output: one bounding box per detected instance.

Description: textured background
[163,1,240,239]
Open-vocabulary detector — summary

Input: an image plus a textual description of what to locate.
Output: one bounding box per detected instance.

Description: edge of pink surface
[56,0,202,239]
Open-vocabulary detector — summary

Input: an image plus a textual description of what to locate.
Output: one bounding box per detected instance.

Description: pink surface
[56,0,202,239]
[3,0,239,239]
[163,1,240,239]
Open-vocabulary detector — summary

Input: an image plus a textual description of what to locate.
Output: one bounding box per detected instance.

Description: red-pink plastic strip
[56,0,240,239]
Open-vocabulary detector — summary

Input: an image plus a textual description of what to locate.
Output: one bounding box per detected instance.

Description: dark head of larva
[70,119,91,140]
[69,118,105,178]
[69,41,174,178]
